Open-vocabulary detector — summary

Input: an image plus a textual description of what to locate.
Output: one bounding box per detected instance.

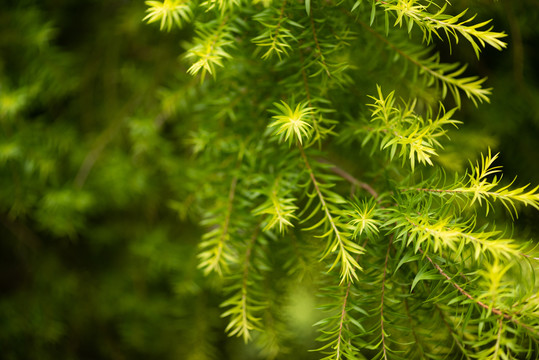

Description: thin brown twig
[317,158,379,199]
[420,248,538,336]
[380,236,393,360]
[519,253,539,261]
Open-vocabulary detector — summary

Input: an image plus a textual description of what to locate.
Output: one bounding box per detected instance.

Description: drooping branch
[221,224,263,342]
[334,248,366,358]
[353,16,490,106]
[239,225,260,341]
[420,249,538,337]
[380,236,393,360]
[198,174,239,276]
[335,277,353,359]
[298,144,363,283]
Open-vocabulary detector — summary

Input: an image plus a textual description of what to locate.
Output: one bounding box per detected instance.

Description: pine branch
[299,144,364,283]
[315,249,367,360]
[252,0,298,60]
[253,175,298,233]
[221,225,263,342]
[400,212,521,260]
[298,9,353,85]
[378,236,393,360]
[377,0,507,57]
[134,1,539,358]
[421,249,538,337]
[402,150,539,217]
[185,16,234,81]
[335,280,353,359]
[356,19,491,106]
[198,175,238,276]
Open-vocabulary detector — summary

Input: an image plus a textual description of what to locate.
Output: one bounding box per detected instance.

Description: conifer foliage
[142,0,539,358]
[0,0,538,359]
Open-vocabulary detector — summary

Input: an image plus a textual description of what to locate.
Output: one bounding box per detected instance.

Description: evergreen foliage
[141,0,539,358]
[1,0,539,359]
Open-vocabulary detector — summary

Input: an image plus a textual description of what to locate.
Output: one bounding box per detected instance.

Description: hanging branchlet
[355,17,492,106]
[220,225,267,343]
[374,0,507,57]
[252,175,299,233]
[296,53,340,146]
[267,100,365,282]
[377,236,393,360]
[197,175,240,276]
[390,42,491,107]
[196,141,250,276]
[390,208,522,261]
[314,270,366,360]
[402,149,539,217]
[297,152,365,284]
[184,18,236,81]
[252,1,301,60]
[297,8,355,83]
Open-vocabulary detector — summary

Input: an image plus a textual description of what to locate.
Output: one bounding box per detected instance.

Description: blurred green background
[0,0,538,359]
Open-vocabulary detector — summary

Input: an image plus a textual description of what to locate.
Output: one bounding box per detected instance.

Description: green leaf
[411,265,441,291]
